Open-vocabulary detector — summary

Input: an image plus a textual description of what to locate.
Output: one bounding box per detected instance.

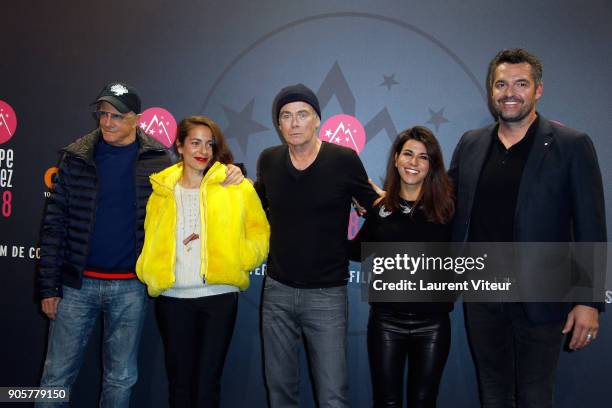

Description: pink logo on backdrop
[319,114,366,155]
[139,107,177,148]
[0,100,17,145]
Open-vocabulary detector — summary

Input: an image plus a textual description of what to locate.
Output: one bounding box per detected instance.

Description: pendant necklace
[400,199,417,215]
[179,184,199,251]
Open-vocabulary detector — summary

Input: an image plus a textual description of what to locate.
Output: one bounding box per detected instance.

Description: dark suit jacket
[449,115,607,322]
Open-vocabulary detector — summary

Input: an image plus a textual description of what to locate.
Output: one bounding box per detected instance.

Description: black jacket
[37,128,174,299]
[449,115,606,322]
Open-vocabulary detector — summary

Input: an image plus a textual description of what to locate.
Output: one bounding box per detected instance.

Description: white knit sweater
[161,184,238,298]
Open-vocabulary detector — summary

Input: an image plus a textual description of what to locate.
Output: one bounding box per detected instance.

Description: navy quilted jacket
[37,128,173,299]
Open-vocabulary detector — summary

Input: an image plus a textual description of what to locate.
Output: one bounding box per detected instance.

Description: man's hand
[562,305,599,350]
[354,179,387,216]
[41,297,61,320]
[222,164,245,186]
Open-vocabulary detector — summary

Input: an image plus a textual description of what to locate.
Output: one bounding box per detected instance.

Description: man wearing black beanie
[256,83,378,407]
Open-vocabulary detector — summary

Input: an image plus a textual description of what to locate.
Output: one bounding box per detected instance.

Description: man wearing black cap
[36,82,242,407]
[256,84,377,407]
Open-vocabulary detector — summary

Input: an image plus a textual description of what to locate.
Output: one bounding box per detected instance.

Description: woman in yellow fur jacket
[136,116,269,408]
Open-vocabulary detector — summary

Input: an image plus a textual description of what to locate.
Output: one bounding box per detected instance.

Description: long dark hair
[175,116,233,165]
[381,126,454,224]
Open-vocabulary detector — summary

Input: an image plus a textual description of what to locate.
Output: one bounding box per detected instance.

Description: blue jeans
[38,278,147,408]
[262,276,349,408]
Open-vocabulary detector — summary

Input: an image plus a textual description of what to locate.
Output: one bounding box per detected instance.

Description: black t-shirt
[255,142,378,288]
[351,201,454,314]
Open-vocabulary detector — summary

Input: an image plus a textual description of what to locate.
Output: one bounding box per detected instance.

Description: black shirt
[255,142,378,288]
[469,116,539,242]
[350,202,453,314]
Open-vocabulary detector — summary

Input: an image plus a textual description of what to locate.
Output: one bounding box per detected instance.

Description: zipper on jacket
[80,156,99,276]
[201,174,209,283]
[199,162,223,283]
[133,149,143,259]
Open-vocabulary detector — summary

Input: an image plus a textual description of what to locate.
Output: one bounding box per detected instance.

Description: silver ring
[586,333,593,341]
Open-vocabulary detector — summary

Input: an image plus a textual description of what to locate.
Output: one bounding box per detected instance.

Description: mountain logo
[319,114,366,154]
[0,100,17,145]
[139,107,177,148]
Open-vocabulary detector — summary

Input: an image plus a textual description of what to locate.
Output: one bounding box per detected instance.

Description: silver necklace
[400,199,418,215]
[378,200,417,218]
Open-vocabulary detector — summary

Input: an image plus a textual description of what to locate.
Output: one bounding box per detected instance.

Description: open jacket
[136,161,270,296]
[449,115,606,322]
[37,128,173,299]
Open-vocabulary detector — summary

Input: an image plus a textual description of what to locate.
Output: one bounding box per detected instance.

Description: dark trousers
[367,307,451,408]
[464,303,564,408]
[155,292,238,408]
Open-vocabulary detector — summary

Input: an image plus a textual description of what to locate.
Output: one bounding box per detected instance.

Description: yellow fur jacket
[136,161,270,296]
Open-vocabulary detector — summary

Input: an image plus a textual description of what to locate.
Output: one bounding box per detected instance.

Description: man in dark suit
[449,48,606,407]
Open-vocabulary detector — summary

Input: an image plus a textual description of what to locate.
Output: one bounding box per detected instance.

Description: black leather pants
[368,307,451,408]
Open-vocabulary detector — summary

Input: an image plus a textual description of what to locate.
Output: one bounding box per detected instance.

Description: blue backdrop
[1,1,610,406]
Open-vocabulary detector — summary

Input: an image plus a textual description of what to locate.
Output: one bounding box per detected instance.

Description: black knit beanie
[273,83,321,124]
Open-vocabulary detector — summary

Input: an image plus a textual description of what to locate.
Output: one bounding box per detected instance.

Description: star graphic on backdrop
[426,107,450,132]
[380,74,399,91]
[222,99,269,155]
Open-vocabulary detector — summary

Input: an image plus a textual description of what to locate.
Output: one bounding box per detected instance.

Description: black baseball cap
[92,82,141,114]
